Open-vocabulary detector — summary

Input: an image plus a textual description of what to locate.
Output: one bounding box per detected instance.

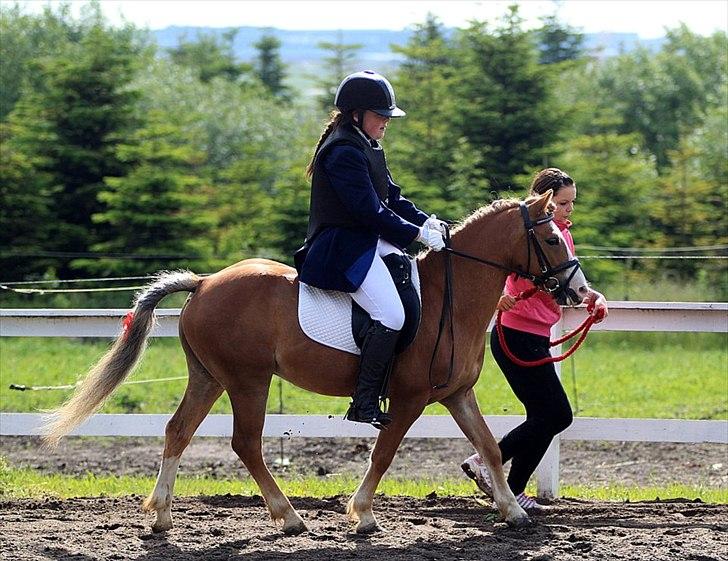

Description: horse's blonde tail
[42,270,202,447]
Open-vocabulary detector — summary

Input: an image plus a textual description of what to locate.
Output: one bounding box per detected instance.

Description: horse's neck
[420,208,520,338]
[451,208,521,272]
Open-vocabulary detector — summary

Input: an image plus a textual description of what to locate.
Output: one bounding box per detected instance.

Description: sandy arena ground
[1,436,726,560]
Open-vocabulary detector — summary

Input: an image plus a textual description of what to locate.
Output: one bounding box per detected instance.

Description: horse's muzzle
[555,286,582,306]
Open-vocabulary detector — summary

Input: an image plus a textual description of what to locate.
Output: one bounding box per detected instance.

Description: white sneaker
[460,453,494,498]
[515,492,549,512]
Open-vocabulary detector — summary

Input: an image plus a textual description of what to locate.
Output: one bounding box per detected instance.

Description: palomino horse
[43,191,589,533]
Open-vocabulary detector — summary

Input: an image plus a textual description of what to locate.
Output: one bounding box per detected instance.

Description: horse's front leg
[441,387,531,527]
[347,397,426,533]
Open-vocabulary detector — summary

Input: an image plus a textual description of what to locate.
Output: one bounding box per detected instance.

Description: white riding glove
[417,222,446,251]
[424,214,448,235]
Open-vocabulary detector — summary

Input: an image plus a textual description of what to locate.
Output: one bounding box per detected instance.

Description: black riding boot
[344,321,400,430]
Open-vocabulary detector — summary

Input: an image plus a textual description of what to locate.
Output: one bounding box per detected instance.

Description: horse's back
[192,258,297,313]
[215,257,297,279]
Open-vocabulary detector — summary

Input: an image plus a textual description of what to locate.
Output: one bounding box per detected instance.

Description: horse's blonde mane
[451,194,548,234]
[451,197,523,234]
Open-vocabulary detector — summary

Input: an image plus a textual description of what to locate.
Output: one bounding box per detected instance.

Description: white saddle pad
[298,258,421,355]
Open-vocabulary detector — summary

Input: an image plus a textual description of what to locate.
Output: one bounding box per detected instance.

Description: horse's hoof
[151,522,172,533]
[282,521,308,535]
[355,521,382,534]
[505,513,533,528]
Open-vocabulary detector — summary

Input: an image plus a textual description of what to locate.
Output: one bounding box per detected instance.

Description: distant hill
[152,26,666,67]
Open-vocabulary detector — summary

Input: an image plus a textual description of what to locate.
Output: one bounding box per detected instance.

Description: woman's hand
[584,289,608,322]
[496,294,518,312]
[424,214,448,235]
[417,223,445,251]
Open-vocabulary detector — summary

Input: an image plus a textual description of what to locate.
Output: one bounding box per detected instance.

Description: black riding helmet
[334,70,406,118]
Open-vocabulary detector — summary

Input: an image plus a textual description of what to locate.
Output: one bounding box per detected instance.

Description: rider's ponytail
[306,111,346,177]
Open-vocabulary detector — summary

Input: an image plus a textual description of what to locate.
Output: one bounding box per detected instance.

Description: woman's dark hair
[530,168,574,196]
[306,110,351,177]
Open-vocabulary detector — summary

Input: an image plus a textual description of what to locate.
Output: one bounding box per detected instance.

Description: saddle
[298,253,422,355]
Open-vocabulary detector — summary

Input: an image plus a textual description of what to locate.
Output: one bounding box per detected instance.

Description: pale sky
[12,0,728,38]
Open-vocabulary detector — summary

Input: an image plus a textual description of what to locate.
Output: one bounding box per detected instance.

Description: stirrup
[344,403,392,430]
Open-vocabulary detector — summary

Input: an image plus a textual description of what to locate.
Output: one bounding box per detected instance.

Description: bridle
[428,202,582,389]
[445,202,581,300]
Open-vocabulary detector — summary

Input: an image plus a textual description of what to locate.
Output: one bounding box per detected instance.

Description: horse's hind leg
[228,383,307,535]
[347,397,426,533]
[441,387,530,527]
[142,345,223,532]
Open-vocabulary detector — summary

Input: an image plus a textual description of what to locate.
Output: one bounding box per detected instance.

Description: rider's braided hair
[530,168,575,196]
[306,110,351,177]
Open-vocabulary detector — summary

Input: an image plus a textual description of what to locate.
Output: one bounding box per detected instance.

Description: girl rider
[294,70,446,430]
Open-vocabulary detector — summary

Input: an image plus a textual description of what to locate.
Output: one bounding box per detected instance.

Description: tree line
[1,2,726,299]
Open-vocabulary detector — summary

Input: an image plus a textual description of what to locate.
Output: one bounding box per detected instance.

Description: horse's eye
[545,237,560,246]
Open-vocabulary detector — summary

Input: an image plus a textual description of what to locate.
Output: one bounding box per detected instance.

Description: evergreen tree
[89,115,215,275]
[453,6,560,194]
[133,58,309,266]
[0,1,140,120]
[313,31,363,112]
[592,27,727,170]
[2,14,146,277]
[555,132,657,285]
[167,28,251,83]
[648,142,727,280]
[262,162,311,263]
[534,14,585,64]
[390,14,456,193]
[0,119,54,280]
[254,32,289,100]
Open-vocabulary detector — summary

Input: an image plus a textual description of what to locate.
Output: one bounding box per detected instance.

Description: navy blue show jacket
[295,144,428,292]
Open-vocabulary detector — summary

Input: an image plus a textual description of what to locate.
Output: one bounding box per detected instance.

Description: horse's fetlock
[142,491,170,513]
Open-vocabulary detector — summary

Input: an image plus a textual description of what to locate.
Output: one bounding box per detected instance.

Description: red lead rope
[495,288,604,368]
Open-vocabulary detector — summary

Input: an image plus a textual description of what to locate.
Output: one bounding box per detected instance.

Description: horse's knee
[231,435,261,464]
[164,418,183,442]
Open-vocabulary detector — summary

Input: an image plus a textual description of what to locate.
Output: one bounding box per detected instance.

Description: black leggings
[490,325,573,495]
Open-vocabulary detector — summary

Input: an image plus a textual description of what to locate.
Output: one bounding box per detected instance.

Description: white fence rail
[1,302,727,499]
[2,301,726,337]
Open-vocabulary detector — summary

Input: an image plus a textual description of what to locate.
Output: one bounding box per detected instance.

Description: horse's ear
[529,189,554,216]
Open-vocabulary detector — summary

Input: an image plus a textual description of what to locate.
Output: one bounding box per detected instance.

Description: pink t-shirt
[499,220,575,337]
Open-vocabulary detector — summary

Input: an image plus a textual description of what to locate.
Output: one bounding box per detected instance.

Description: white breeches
[351,239,405,331]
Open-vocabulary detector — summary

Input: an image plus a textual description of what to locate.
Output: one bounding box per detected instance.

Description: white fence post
[535,316,564,499]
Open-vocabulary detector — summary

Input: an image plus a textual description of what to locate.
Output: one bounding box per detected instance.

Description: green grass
[1,461,725,503]
[599,277,726,302]
[1,333,726,419]
[557,483,727,503]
